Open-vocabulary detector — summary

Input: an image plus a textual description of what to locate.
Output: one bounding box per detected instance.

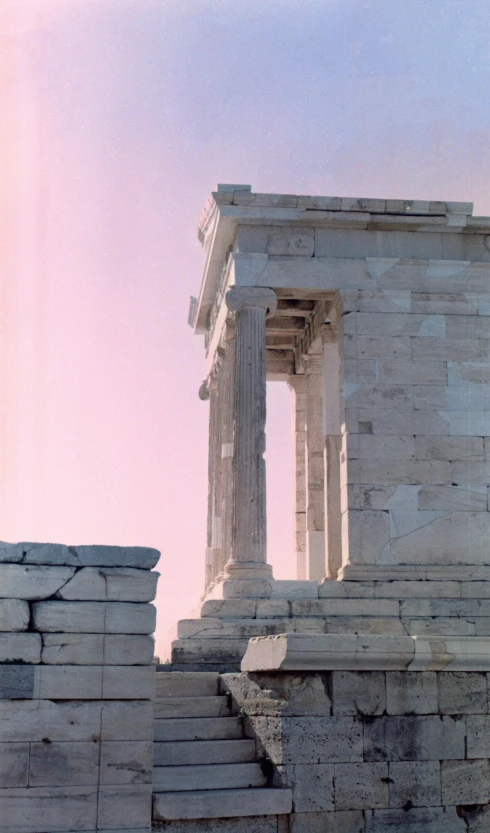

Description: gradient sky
[2,0,490,657]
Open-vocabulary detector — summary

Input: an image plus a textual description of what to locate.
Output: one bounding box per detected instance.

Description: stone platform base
[171,577,490,666]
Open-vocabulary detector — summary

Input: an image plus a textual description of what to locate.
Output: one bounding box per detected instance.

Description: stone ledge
[241,633,490,673]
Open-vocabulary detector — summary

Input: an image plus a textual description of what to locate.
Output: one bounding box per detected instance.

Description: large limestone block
[364,715,465,761]
[388,761,441,808]
[467,715,490,758]
[347,459,451,485]
[99,740,152,784]
[101,665,155,700]
[289,811,364,833]
[153,787,292,821]
[41,633,154,665]
[28,741,99,786]
[57,567,158,601]
[100,701,153,741]
[356,406,450,436]
[332,672,386,716]
[441,759,490,805]
[438,671,487,714]
[176,618,295,639]
[221,671,332,717]
[0,599,29,631]
[0,564,74,600]
[0,633,41,663]
[391,512,490,564]
[418,485,487,511]
[200,600,257,619]
[32,664,155,700]
[74,545,160,569]
[0,743,29,787]
[0,786,97,832]
[334,762,388,810]
[415,436,484,461]
[364,806,465,833]
[32,601,156,634]
[0,700,102,742]
[156,817,284,833]
[386,672,437,715]
[0,541,23,562]
[0,665,35,699]
[291,599,399,617]
[247,714,363,765]
[277,763,334,812]
[21,543,80,566]
[97,784,152,830]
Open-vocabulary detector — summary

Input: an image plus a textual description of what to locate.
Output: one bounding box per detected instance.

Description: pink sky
[2,0,490,657]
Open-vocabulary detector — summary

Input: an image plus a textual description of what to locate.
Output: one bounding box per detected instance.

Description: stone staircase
[152,670,292,827]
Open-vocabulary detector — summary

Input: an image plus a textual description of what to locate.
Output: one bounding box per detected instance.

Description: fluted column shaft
[218,324,236,576]
[288,375,307,579]
[225,286,277,574]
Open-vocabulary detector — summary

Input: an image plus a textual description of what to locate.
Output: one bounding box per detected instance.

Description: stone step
[155,815,286,832]
[155,696,230,719]
[154,739,256,767]
[153,788,293,820]
[155,671,219,698]
[153,763,266,792]
[171,639,249,665]
[154,717,243,742]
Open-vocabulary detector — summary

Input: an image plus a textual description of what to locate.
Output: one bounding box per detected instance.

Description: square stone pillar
[304,354,326,581]
[289,376,307,580]
[322,322,344,579]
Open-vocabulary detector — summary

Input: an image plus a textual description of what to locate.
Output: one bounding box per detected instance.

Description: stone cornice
[241,632,490,673]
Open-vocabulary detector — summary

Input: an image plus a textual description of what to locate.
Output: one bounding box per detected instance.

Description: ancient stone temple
[156,187,490,832]
[4,187,490,833]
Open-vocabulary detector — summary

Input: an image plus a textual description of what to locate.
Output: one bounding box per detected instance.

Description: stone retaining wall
[0,541,160,833]
[222,669,490,833]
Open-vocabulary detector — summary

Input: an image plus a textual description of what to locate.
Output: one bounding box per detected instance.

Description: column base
[201,561,274,601]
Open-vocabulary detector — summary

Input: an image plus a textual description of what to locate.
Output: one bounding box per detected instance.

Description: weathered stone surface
[0,541,24,563]
[289,811,364,833]
[201,600,257,619]
[418,485,487,511]
[29,740,100,786]
[438,672,488,713]
[101,665,155,699]
[392,512,490,564]
[0,785,98,832]
[74,545,160,569]
[0,700,100,741]
[467,715,490,758]
[97,783,152,829]
[0,599,29,631]
[21,542,80,566]
[41,633,154,665]
[222,671,332,716]
[332,671,386,716]
[277,763,334,812]
[99,740,152,784]
[153,787,292,821]
[155,818,282,833]
[0,742,29,787]
[247,715,363,764]
[364,715,465,761]
[388,761,440,807]
[101,701,153,740]
[334,762,388,810]
[177,617,295,639]
[364,806,465,833]
[0,564,75,600]
[32,601,156,634]
[0,633,41,664]
[0,664,35,700]
[57,567,159,601]
[386,672,437,714]
[441,759,490,804]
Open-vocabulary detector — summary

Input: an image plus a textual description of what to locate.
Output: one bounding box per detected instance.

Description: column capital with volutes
[225,286,278,317]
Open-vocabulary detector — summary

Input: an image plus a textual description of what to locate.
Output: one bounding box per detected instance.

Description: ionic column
[304,353,326,580]
[224,286,277,577]
[217,322,236,578]
[288,375,307,580]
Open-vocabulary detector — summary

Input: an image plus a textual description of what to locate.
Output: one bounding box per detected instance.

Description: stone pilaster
[224,286,277,581]
[288,375,307,580]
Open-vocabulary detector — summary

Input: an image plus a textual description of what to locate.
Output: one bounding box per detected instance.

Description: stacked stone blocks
[0,540,159,833]
[222,669,490,832]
